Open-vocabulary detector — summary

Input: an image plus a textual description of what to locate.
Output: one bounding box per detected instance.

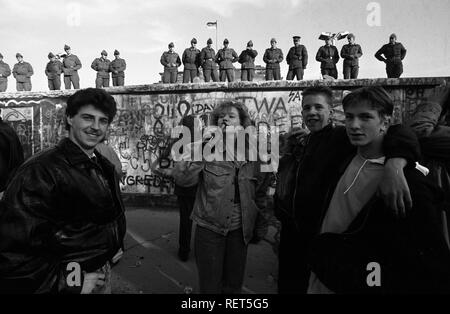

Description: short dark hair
[211,101,252,128]
[302,86,333,107]
[65,88,117,130]
[342,86,394,117]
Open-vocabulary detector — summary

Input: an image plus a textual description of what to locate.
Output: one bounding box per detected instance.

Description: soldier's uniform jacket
[375,43,407,64]
[13,62,33,83]
[263,48,284,69]
[199,47,217,70]
[109,58,127,78]
[316,45,340,69]
[182,48,201,70]
[341,44,363,67]
[216,48,238,70]
[45,60,63,79]
[160,51,181,70]
[0,61,11,81]
[238,49,258,69]
[62,54,82,76]
[91,58,111,78]
[286,45,308,70]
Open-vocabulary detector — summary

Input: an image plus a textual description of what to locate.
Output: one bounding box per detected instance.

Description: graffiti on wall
[0,80,446,195]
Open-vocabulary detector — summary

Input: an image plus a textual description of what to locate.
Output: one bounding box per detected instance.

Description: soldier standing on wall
[45,52,63,90]
[12,53,33,91]
[161,42,181,84]
[216,38,238,82]
[62,44,82,89]
[375,33,407,78]
[316,37,340,79]
[0,53,11,92]
[286,36,308,80]
[182,38,201,83]
[110,50,126,87]
[340,33,363,79]
[263,38,284,81]
[199,38,219,82]
[238,40,258,82]
[91,50,111,88]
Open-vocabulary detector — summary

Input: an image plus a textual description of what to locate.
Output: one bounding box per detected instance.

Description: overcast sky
[0,0,449,92]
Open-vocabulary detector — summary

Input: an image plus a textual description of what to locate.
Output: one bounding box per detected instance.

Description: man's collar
[57,138,98,166]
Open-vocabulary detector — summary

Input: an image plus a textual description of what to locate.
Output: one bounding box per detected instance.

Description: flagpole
[215,20,218,52]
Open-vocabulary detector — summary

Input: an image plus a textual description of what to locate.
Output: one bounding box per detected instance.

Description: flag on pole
[206,21,217,29]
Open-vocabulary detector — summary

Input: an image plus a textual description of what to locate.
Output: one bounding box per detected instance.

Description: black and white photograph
[0,0,449,308]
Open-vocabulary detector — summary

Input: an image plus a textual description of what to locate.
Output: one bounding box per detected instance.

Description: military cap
[223,38,229,44]
[16,53,23,58]
[191,38,197,44]
[347,33,355,39]
[247,40,253,47]
[0,53,3,58]
[114,49,120,55]
[64,44,71,50]
[101,50,108,56]
[293,36,301,40]
[48,52,55,59]
[168,42,174,48]
[270,38,277,43]
[207,38,213,44]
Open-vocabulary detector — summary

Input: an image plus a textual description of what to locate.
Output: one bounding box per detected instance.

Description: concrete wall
[1,77,448,199]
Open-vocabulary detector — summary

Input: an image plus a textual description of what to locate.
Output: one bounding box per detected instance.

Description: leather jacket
[0,138,126,294]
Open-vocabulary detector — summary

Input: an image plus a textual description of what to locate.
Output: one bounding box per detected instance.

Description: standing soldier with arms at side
[238,40,258,82]
[0,53,11,92]
[263,38,284,81]
[375,33,407,78]
[91,50,111,88]
[340,33,363,79]
[45,52,63,90]
[160,42,181,84]
[286,36,308,80]
[216,38,238,82]
[12,53,33,91]
[109,50,126,87]
[62,44,82,89]
[182,38,201,83]
[316,37,340,79]
[199,38,219,82]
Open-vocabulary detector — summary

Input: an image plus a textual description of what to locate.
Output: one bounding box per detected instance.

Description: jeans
[195,226,248,294]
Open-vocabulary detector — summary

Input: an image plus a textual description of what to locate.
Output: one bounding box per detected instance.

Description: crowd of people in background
[0,33,407,92]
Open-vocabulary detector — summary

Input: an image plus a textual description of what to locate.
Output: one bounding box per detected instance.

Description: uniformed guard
[45,52,63,90]
[375,33,407,78]
[0,53,11,92]
[110,50,127,87]
[12,53,34,91]
[182,38,201,83]
[161,42,181,84]
[238,40,258,81]
[216,38,238,82]
[286,36,308,80]
[199,38,219,82]
[62,44,82,89]
[91,50,111,88]
[263,38,284,80]
[340,33,363,79]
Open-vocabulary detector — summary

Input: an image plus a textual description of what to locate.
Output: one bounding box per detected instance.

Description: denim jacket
[173,156,270,244]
